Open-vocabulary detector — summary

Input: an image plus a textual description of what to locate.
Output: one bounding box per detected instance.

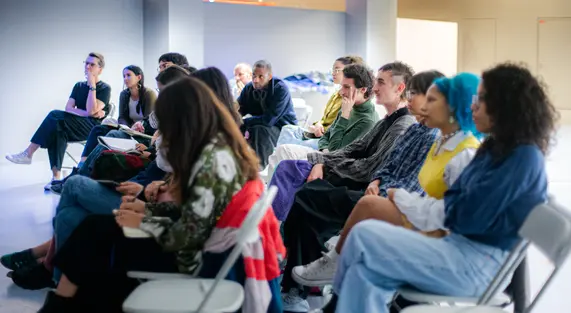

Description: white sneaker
[292,251,338,287]
[282,288,310,312]
[6,151,32,165]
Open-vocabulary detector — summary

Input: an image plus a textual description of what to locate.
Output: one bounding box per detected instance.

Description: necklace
[434,130,460,155]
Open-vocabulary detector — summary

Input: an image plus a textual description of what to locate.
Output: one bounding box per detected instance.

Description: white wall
[396,18,458,76]
[0,0,144,158]
[203,2,346,79]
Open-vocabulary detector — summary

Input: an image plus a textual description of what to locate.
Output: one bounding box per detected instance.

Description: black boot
[11,263,55,290]
[1,248,37,271]
[37,291,76,313]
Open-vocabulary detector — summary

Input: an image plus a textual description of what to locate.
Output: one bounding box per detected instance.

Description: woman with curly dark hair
[316,62,558,313]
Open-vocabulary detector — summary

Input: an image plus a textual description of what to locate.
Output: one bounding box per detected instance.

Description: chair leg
[65,150,79,165]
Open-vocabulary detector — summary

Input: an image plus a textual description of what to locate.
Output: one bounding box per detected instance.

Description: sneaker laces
[13,151,29,158]
[303,251,334,276]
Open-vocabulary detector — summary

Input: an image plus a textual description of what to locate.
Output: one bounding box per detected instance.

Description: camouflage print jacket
[140,137,246,274]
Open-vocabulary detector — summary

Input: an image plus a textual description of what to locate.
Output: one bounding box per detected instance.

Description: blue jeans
[276,125,319,150]
[52,175,123,281]
[334,220,509,313]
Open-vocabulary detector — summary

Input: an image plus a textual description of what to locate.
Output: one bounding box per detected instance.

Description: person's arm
[242,83,291,127]
[139,146,241,252]
[395,148,477,231]
[117,91,130,126]
[65,83,88,116]
[237,85,249,116]
[326,117,375,152]
[316,114,338,150]
[143,89,157,118]
[444,146,546,235]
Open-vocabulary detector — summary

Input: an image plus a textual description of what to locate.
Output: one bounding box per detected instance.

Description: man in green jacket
[267,63,379,177]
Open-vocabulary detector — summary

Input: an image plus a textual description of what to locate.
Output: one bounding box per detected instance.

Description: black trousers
[242,124,281,168]
[53,215,177,313]
[31,110,99,171]
[281,179,365,298]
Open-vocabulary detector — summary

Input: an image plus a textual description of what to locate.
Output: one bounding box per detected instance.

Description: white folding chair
[402,198,571,313]
[292,98,313,129]
[63,102,117,169]
[122,186,279,313]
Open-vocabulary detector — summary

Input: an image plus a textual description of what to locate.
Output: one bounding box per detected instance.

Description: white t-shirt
[128,98,144,122]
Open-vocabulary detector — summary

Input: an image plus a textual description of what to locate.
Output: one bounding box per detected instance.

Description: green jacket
[317,98,379,151]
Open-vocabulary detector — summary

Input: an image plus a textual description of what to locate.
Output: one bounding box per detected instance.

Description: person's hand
[244,130,250,140]
[307,164,324,182]
[145,180,168,202]
[387,188,397,202]
[141,151,151,158]
[131,121,145,133]
[236,80,245,93]
[116,182,144,196]
[309,123,325,137]
[365,180,381,196]
[86,70,97,88]
[341,88,357,119]
[119,195,146,213]
[92,110,105,119]
[136,143,148,152]
[114,209,145,228]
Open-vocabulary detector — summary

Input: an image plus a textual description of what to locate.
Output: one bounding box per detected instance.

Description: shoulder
[273,78,290,93]
[143,87,157,97]
[510,145,544,166]
[119,89,129,97]
[72,81,85,89]
[392,115,416,127]
[97,81,111,90]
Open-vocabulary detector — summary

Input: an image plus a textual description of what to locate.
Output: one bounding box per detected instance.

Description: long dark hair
[407,70,445,95]
[154,77,259,203]
[191,67,242,125]
[480,62,559,157]
[123,65,146,115]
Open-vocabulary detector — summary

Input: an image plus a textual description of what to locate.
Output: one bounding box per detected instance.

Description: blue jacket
[238,77,297,129]
[444,145,548,251]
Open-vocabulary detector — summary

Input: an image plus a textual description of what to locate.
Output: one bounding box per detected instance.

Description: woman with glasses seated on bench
[36,76,260,313]
[316,63,558,313]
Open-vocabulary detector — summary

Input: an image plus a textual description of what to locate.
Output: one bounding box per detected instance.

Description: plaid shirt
[372,123,439,197]
[307,107,415,184]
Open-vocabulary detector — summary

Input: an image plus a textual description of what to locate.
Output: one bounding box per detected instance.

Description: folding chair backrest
[518,200,571,312]
[195,185,278,313]
[479,199,571,311]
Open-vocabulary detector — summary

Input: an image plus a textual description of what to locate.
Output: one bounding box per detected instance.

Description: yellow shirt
[418,134,481,199]
[315,91,342,131]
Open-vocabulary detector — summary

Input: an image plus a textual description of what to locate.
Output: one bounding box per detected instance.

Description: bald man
[231,62,252,99]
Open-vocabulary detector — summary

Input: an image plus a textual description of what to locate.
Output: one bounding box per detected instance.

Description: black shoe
[11,263,55,290]
[0,249,36,271]
[50,183,64,195]
[50,167,79,194]
[38,291,77,313]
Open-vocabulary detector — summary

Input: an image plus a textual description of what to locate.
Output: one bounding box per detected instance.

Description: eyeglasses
[331,69,343,74]
[83,61,100,68]
[405,90,417,101]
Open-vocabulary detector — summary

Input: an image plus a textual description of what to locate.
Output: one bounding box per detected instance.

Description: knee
[355,195,382,212]
[62,175,91,193]
[106,130,123,137]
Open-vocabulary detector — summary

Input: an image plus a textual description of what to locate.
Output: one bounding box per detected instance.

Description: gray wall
[143,0,170,79]
[203,2,346,79]
[0,0,144,158]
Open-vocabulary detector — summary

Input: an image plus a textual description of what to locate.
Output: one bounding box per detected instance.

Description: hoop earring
[449,116,455,124]
[138,83,142,89]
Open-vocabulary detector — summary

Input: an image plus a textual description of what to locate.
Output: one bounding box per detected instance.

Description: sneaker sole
[5,157,31,165]
[291,268,334,287]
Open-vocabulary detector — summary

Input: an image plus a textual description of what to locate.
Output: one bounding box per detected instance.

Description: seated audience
[269,61,416,222]
[290,72,482,289]
[276,55,365,149]
[48,65,193,194]
[238,60,298,168]
[267,63,378,177]
[280,70,446,311]
[6,52,111,188]
[76,65,156,169]
[1,66,240,290]
[230,62,253,99]
[36,76,261,313]
[318,62,558,313]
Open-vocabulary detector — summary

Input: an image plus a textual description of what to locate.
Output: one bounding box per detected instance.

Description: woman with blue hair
[291,73,482,291]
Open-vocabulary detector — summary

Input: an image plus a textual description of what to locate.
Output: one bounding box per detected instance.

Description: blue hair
[433,72,482,139]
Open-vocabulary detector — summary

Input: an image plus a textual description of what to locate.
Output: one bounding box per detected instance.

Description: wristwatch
[88,85,96,91]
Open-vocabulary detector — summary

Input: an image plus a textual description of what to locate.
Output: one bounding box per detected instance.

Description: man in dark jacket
[238,60,297,168]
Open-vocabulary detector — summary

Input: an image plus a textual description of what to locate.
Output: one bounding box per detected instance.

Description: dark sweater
[444,145,548,251]
[238,78,297,129]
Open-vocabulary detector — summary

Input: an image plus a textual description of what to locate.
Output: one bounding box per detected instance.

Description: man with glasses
[237,60,297,169]
[6,52,111,188]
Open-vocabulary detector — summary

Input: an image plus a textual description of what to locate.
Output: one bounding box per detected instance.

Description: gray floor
[0,129,570,312]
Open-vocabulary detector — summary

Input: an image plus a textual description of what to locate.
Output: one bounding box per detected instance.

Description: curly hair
[343,64,374,98]
[480,62,559,157]
[336,55,365,66]
[434,72,482,139]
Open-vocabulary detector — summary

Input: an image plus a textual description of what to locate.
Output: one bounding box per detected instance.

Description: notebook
[97,136,141,154]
